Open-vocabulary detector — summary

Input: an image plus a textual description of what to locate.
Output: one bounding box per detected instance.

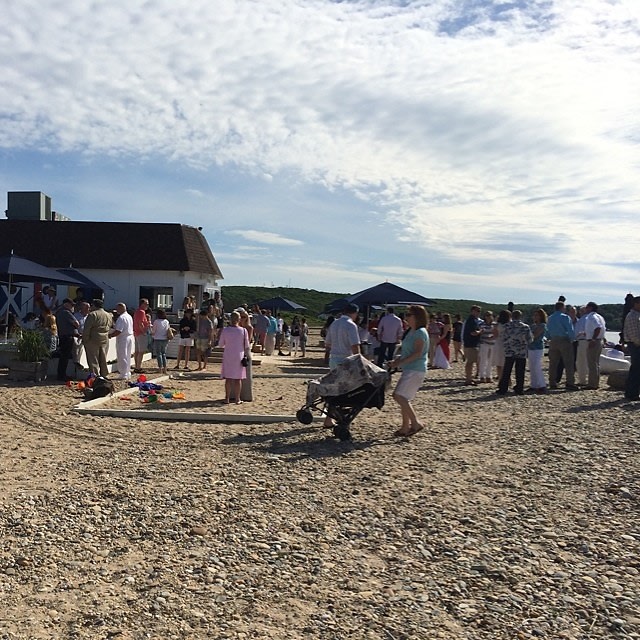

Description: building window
[140,287,174,311]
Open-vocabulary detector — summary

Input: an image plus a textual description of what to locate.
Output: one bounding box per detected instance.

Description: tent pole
[4,273,12,341]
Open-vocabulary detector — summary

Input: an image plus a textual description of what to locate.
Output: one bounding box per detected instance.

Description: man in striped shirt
[623,296,640,401]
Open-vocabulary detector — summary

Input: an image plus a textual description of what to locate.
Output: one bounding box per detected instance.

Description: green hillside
[220,286,625,331]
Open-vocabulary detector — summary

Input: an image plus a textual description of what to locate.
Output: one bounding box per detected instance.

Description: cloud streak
[227,230,304,246]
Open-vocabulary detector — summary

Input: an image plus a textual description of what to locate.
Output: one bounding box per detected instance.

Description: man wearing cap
[109,303,134,380]
[82,299,113,377]
[325,303,361,370]
[376,306,404,367]
[54,298,80,381]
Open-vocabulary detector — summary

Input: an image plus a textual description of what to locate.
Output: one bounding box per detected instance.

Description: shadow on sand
[221,424,388,461]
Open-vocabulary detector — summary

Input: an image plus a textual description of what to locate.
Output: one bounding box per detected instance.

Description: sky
[0,0,638,305]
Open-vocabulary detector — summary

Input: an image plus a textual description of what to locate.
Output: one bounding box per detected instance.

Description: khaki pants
[586,341,602,388]
[548,337,575,387]
[576,340,588,385]
[84,340,109,377]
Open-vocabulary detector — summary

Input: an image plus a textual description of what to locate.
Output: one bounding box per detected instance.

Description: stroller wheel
[296,409,314,425]
[333,424,352,441]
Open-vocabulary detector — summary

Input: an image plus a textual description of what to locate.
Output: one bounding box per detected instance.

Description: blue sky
[0,0,638,305]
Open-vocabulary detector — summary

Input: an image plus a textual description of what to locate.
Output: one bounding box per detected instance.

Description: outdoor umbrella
[0,251,83,339]
[347,282,436,308]
[56,267,115,294]
[257,296,307,313]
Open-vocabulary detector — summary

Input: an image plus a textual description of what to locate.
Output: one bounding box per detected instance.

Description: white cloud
[226,230,303,246]
[0,0,638,302]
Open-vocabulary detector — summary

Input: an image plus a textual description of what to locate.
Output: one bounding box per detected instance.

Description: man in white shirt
[110,302,135,380]
[325,303,361,370]
[42,286,58,312]
[323,302,361,427]
[583,301,606,389]
[376,306,403,367]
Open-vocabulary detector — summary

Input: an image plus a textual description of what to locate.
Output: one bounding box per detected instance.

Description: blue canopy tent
[0,252,83,339]
[324,282,435,323]
[257,296,307,313]
[347,282,435,308]
[56,267,115,295]
[324,297,351,314]
[326,283,435,317]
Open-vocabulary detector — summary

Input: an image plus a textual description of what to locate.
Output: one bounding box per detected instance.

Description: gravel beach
[1,333,639,639]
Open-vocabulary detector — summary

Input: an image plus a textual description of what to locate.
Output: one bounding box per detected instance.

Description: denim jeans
[377,342,397,367]
[498,356,526,394]
[154,339,168,369]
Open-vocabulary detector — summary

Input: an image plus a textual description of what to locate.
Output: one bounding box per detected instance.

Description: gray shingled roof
[0,220,223,278]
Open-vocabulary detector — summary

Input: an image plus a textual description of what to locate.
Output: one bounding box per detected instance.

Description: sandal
[394,428,411,437]
[408,423,424,436]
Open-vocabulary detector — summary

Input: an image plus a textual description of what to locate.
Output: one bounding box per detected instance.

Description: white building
[0,191,223,319]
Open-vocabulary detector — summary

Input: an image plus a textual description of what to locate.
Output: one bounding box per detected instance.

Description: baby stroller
[296,354,390,441]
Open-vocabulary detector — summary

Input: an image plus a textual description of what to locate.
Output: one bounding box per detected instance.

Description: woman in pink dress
[218,311,250,404]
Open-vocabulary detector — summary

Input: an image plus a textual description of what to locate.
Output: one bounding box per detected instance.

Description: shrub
[16,329,50,362]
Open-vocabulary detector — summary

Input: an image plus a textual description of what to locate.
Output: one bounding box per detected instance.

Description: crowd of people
[7,286,640,426]
[321,296,640,438]
[250,306,309,357]
[9,286,317,405]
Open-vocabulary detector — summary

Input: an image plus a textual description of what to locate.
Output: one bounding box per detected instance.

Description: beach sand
[0,332,638,639]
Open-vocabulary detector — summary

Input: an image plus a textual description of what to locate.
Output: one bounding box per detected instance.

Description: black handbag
[241,355,248,367]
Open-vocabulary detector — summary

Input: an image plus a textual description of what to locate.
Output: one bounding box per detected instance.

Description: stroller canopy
[307,354,388,404]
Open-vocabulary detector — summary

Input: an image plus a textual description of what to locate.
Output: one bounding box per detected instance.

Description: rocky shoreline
[0,337,638,639]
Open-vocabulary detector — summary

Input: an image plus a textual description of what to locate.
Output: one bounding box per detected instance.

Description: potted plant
[8,329,50,382]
